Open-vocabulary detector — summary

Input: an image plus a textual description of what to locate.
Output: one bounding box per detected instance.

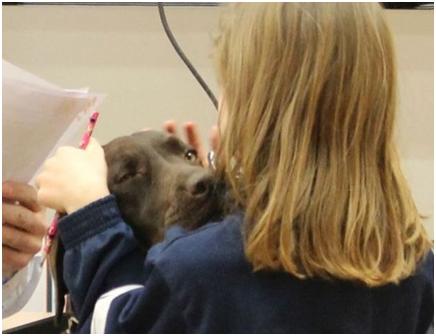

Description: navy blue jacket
[58,195,434,333]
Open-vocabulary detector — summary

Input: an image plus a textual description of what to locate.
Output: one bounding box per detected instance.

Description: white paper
[2,60,104,183]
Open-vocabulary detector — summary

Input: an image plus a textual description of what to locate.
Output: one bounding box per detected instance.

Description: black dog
[50,130,227,329]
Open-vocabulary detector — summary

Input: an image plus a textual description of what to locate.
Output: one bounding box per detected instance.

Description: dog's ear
[101,143,112,161]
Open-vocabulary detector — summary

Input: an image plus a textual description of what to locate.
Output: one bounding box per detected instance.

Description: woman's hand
[2,181,48,278]
[36,138,110,214]
[163,120,219,167]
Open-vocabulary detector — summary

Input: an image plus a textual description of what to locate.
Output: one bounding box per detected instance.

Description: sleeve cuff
[58,195,124,250]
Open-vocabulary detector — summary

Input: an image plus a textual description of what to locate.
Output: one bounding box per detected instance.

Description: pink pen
[41,112,100,264]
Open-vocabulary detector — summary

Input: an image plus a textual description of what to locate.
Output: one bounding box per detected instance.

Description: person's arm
[36,138,186,332]
[57,195,186,333]
[2,181,48,317]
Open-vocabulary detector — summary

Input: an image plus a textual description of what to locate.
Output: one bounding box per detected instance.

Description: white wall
[386,10,434,242]
[2,4,433,313]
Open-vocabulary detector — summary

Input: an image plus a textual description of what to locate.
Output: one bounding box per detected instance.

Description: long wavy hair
[213,2,431,286]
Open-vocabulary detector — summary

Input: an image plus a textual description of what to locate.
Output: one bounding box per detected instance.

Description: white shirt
[2,255,43,318]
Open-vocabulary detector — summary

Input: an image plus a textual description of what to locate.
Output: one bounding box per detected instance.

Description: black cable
[157,2,218,110]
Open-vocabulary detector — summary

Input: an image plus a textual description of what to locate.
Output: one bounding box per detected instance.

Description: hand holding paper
[3,60,106,267]
[2,181,47,277]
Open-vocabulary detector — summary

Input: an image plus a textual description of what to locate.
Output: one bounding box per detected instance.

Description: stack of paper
[2,60,104,183]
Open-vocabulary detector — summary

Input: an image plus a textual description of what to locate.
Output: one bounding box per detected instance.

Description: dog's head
[103,130,224,248]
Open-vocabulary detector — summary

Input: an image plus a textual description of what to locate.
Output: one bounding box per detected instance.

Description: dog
[50,130,228,330]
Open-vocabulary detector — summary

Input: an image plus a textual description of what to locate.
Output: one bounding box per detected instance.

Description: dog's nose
[188,175,214,199]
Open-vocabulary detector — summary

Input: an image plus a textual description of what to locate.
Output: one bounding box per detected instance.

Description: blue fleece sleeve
[58,195,147,330]
[57,195,187,333]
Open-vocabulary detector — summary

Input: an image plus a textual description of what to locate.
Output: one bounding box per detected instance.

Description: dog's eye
[117,172,136,184]
[184,149,198,162]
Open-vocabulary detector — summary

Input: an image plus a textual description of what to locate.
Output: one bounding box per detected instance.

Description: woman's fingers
[162,120,220,167]
[2,181,41,212]
[2,224,43,254]
[35,139,109,214]
[163,120,178,136]
[209,125,220,152]
[2,203,48,236]
[2,245,34,275]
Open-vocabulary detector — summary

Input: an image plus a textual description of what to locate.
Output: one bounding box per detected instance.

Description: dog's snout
[191,179,209,197]
[187,175,214,199]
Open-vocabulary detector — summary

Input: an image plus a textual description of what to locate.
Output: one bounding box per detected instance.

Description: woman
[36,3,433,333]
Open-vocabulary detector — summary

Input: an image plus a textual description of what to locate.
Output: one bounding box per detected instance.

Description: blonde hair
[214,3,431,286]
